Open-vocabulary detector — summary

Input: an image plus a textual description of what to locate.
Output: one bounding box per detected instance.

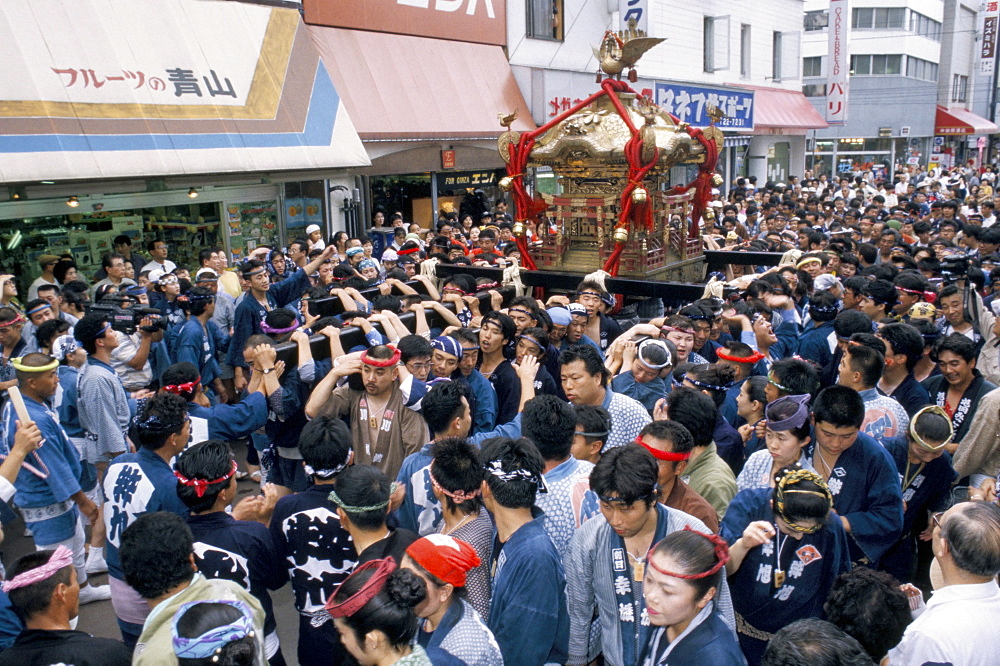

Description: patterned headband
[0,314,26,328]
[895,286,937,304]
[326,558,397,618]
[684,375,729,392]
[637,339,672,369]
[132,411,188,433]
[2,545,73,592]
[647,527,730,580]
[485,459,547,493]
[661,324,695,336]
[175,460,238,498]
[765,394,812,432]
[327,483,399,513]
[171,599,255,660]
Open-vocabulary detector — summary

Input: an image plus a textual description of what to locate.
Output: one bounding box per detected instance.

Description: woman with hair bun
[326,557,442,665]
[172,600,261,666]
[640,528,745,665]
[720,467,852,665]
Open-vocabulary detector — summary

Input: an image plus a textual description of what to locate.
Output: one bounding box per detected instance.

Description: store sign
[826,0,850,125]
[435,169,499,189]
[441,149,456,169]
[653,83,754,130]
[619,0,649,33]
[981,2,999,76]
[303,0,505,46]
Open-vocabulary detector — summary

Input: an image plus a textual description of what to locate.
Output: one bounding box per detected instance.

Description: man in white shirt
[28,255,61,302]
[139,239,176,274]
[888,501,1000,666]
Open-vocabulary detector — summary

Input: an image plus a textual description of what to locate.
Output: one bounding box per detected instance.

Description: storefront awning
[308,27,535,141]
[0,0,369,183]
[935,106,999,136]
[737,86,828,131]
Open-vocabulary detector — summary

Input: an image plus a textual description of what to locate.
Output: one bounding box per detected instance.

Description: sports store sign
[303,0,505,46]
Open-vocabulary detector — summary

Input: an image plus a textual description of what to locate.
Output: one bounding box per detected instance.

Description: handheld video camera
[940,255,970,284]
[86,299,163,336]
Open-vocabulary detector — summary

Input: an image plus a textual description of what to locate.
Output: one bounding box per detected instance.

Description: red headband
[429,462,481,502]
[636,437,691,462]
[895,286,937,304]
[174,460,237,498]
[476,282,499,291]
[361,346,401,367]
[396,246,421,256]
[647,527,730,580]
[0,314,26,329]
[405,535,481,588]
[326,557,396,618]
[162,378,200,395]
[716,350,766,364]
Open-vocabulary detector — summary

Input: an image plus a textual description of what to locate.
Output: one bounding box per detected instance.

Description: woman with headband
[326,558,434,666]
[639,529,744,665]
[880,405,958,584]
[720,467,851,665]
[514,327,559,396]
[736,395,816,493]
[172,600,260,666]
[402,535,503,666]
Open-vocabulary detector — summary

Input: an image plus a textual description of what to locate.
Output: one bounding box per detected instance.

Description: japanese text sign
[653,83,754,130]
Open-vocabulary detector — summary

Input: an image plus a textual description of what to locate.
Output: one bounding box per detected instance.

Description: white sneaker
[85,551,108,575]
[78,583,111,605]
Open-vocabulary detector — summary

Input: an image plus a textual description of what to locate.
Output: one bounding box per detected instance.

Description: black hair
[685,364,737,407]
[443,273,476,295]
[765,398,812,440]
[762,618,875,666]
[429,436,483,514]
[161,362,201,400]
[932,332,976,363]
[129,392,189,450]
[813,386,865,429]
[421,381,470,437]
[52,260,77,285]
[589,445,659,507]
[371,294,402,314]
[239,260,266,279]
[120,512,195,600]
[299,415,353,477]
[649,529,725,600]
[101,252,125,271]
[834,309,874,341]
[519,327,550,359]
[175,602,258,666]
[639,420,695,456]
[481,311,516,346]
[809,291,840,323]
[636,339,669,367]
[878,322,923,372]
[451,327,480,347]
[332,464,391,530]
[73,313,110,355]
[175,440,235,513]
[479,437,544,509]
[744,375,769,409]
[844,344,884,389]
[940,502,1000,577]
[823,567,911,662]
[910,408,950,445]
[6,550,73,622]
[331,566,426,651]
[574,405,611,444]
[263,308,297,340]
[665,387,717,448]
[521,394,577,461]
[35,318,70,350]
[558,344,611,386]
[772,466,831,523]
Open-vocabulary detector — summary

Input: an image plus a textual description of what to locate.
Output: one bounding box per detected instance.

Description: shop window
[704,15,731,73]
[804,10,828,32]
[527,0,563,41]
[772,31,800,82]
[853,7,905,30]
[803,56,823,78]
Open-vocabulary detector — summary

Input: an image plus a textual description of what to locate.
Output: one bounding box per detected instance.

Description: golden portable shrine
[498,23,723,284]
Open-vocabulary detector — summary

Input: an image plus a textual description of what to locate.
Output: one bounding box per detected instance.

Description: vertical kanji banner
[826,0,850,125]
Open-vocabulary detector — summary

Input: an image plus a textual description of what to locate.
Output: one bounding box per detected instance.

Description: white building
[801,0,997,178]
[506,0,826,188]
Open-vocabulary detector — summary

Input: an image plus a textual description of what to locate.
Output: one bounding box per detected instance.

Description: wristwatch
[260,367,275,374]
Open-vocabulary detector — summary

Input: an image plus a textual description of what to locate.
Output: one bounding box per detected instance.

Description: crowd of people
[0,165,998,665]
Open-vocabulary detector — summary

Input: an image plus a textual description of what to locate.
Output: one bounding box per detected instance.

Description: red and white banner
[826,0,850,125]
[981,2,999,76]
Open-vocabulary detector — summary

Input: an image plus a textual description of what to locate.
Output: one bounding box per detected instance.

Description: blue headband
[547,307,572,326]
[430,336,463,360]
[171,600,255,659]
[126,285,148,296]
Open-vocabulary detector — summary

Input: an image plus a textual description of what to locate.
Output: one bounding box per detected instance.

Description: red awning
[738,85,828,131]
[935,106,999,136]
[307,27,534,141]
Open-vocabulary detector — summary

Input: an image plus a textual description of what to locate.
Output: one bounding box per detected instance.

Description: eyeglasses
[931,511,944,531]
[407,362,431,371]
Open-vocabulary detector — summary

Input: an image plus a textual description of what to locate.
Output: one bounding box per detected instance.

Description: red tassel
[628,69,637,83]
